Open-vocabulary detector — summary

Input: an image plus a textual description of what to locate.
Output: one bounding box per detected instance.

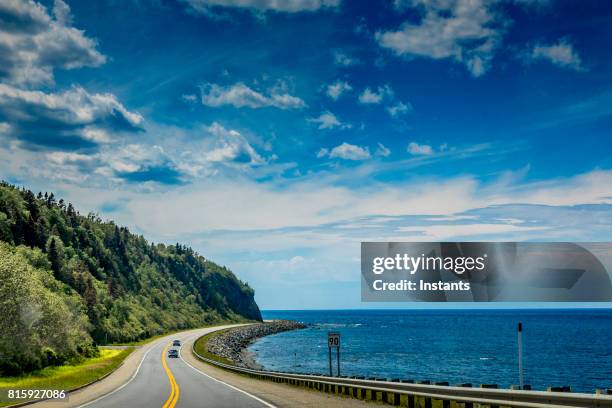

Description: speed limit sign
[328,332,340,348]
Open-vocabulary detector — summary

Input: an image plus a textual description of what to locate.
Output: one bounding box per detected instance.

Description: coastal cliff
[0,181,261,374]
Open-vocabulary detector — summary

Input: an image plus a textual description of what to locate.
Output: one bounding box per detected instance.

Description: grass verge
[193,329,235,366]
[0,348,134,407]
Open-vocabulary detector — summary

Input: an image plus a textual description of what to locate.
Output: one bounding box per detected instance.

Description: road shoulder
[26,343,149,408]
[182,334,370,408]
[28,325,243,408]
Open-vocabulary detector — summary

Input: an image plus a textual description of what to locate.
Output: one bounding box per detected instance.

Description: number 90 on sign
[328,332,340,348]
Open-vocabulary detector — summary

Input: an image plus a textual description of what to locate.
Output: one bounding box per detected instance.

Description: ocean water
[250,309,612,393]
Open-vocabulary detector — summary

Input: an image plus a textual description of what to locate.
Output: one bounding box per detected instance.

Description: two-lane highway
[77,328,272,408]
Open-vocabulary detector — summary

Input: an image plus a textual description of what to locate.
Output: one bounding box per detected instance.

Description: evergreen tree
[48,237,61,278]
[0,181,261,370]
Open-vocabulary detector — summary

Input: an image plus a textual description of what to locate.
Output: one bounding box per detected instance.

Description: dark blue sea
[251,309,612,393]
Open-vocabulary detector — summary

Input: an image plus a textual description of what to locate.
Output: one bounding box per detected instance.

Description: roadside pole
[518,322,524,389]
[329,346,332,376]
[337,346,340,377]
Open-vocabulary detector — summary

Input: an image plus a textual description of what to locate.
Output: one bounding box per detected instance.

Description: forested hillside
[0,182,261,374]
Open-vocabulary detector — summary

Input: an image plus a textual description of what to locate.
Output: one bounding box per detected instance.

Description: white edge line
[76,342,158,408]
[179,335,276,408]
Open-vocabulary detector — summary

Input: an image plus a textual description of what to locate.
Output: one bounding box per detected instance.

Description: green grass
[0,348,134,407]
[193,329,235,366]
[0,321,256,407]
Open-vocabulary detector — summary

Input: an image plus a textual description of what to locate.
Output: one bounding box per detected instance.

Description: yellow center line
[162,344,179,408]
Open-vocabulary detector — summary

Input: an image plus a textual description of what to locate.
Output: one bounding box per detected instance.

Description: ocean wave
[315,323,365,328]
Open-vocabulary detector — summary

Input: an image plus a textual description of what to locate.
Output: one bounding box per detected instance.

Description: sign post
[327,332,340,377]
[337,344,340,377]
[518,322,524,389]
[328,344,332,376]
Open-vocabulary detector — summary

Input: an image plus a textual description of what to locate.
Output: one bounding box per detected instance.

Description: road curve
[29,325,272,408]
[81,328,270,408]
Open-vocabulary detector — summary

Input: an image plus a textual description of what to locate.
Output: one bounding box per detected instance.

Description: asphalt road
[78,331,272,408]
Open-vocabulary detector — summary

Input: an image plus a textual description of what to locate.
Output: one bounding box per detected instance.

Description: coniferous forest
[0,181,261,374]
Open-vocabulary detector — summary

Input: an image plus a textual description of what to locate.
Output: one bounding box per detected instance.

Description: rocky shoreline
[206,320,305,368]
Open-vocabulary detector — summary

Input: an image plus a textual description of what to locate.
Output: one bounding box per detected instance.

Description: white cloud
[318,142,371,161]
[0,84,143,148]
[397,223,547,240]
[527,40,585,71]
[183,0,340,14]
[408,142,434,155]
[46,151,97,165]
[358,85,393,104]
[182,94,197,103]
[0,84,142,128]
[170,122,268,178]
[104,145,169,174]
[52,0,71,25]
[377,0,507,77]
[375,142,391,157]
[0,0,106,86]
[387,101,412,117]
[316,148,329,158]
[236,254,343,288]
[54,169,612,237]
[202,122,265,165]
[289,255,305,265]
[0,122,11,134]
[30,164,612,308]
[308,111,350,130]
[333,50,359,66]
[199,82,305,110]
[326,80,352,100]
[2,118,275,185]
[82,127,112,143]
[40,143,179,185]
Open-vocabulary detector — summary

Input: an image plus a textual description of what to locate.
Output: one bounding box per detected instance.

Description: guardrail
[192,340,612,408]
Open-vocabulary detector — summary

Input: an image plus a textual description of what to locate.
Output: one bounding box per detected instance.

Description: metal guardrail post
[401,380,415,408]
[435,381,451,408]
[458,383,473,408]
[481,384,499,408]
[547,386,571,392]
[418,381,432,408]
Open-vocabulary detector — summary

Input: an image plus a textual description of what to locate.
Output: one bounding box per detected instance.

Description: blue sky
[1,0,611,309]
